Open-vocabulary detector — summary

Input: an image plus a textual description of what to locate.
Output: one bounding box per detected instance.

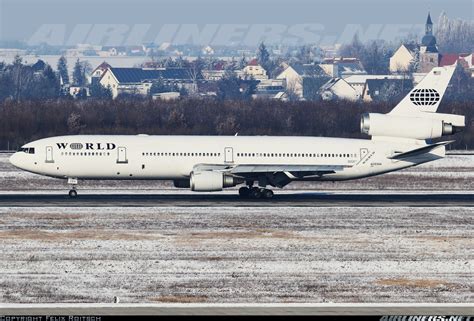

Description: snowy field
[0,153,472,303]
[1,153,473,192]
[0,206,472,303]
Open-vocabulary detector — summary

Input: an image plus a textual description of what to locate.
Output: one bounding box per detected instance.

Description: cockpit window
[18,147,35,154]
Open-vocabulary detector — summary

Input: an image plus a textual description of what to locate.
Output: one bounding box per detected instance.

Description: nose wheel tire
[68,189,78,198]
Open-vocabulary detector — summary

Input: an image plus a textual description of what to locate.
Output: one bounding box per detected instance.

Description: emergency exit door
[45,146,54,163]
[117,147,128,164]
[360,148,369,160]
[357,148,370,165]
[224,147,233,163]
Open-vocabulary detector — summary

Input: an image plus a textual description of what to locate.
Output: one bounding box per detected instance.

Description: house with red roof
[439,53,474,77]
[91,61,112,80]
[391,13,473,76]
[240,58,268,80]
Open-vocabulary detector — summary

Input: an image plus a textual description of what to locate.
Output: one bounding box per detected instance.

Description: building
[344,75,410,97]
[253,79,286,100]
[240,58,268,80]
[439,53,474,77]
[276,63,327,99]
[418,13,440,73]
[362,78,413,102]
[66,44,102,57]
[389,44,419,73]
[99,67,200,98]
[390,13,438,74]
[152,92,181,101]
[102,46,128,57]
[91,61,112,78]
[319,78,359,101]
[201,69,227,81]
[390,13,473,77]
[319,57,367,78]
[202,45,215,55]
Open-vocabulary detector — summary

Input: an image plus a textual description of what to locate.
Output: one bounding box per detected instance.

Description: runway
[0,191,473,207]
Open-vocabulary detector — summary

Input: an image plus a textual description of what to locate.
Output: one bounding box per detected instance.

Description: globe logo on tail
[410,88,440,106]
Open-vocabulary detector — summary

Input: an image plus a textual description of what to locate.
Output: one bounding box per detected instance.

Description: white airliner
[10,66,465,198]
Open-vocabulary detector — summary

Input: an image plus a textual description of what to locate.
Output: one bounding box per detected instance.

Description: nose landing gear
[67,177,78,198]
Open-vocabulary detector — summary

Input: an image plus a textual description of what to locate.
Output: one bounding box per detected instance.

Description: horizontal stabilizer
[389,141,453,160]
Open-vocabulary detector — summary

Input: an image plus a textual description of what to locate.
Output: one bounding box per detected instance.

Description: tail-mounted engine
[361,113,464,140]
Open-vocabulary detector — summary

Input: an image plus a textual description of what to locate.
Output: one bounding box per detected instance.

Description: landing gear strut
[67,178,78,198]
[238,186,274,199]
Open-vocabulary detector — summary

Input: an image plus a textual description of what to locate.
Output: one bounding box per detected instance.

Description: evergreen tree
[238,54,247,69]
[150,78,176,95]
[217,70,242,100]
[241,77,258,101]
[89,81,112,99]
[57,56,69,85]
[36,64,59,98]
[72,59,85,86]
[257,42,271,72]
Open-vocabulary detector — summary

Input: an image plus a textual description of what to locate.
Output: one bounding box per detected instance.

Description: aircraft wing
[193,163,346,175]
[192,164,347,188]
[230,164,345,175]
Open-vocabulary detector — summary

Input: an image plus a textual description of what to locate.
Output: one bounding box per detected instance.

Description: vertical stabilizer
[389,65,456,116]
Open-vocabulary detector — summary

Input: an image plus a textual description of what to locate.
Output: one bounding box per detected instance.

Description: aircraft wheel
[68,189,78,198]
[249,187,262,199]
[262,189,274,199]
[238,187,250,197]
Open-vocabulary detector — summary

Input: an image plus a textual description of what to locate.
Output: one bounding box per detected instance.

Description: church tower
[419,12,439,72]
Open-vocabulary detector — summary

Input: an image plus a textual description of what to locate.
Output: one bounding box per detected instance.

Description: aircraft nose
[9,152,22,169]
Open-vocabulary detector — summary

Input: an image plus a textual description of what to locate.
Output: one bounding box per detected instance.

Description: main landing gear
[238,186,274,199]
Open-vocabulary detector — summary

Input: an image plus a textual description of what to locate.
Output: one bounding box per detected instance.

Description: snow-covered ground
[0,153,472,303]
[1,154,473,191]
[0,206,472,303]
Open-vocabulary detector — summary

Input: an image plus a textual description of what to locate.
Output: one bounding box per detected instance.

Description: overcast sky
[0,0,472,46]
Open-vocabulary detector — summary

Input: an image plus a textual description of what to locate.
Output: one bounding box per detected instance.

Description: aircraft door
[117,147,128,164]
[357,148,370,165]
[45,146,54,163]
[224,147,233,163]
